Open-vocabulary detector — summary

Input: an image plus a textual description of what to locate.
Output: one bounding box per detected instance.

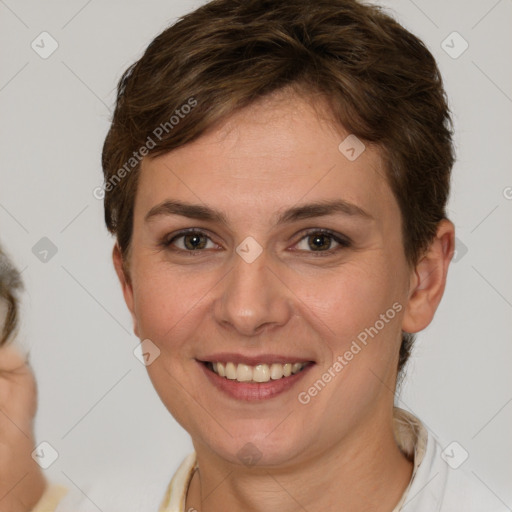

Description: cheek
[289,262,404,429]
[131,265,213,350]
[292,261,399,343]
[130,268,213,421]
[291,260,406,405]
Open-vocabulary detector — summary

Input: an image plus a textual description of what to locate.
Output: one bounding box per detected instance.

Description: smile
[198,359,315,401]
[206,361,309,383]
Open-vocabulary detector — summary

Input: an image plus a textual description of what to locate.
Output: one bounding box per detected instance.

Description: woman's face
[117,92,418,467]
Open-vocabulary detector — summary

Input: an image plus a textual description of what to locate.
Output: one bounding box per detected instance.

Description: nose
[213,251,293,336]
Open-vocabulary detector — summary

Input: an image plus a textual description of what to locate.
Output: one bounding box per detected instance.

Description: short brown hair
[102,0,454,374]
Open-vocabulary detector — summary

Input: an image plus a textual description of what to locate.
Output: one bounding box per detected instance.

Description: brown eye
[167,231,216,251]
[183,233,207,250]
[294,230,350,254]
[307,233,333,251]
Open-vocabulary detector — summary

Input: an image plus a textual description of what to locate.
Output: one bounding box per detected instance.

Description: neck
[185,408,413,512]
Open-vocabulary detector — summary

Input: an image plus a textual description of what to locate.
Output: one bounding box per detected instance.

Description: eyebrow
[145,199,373,225]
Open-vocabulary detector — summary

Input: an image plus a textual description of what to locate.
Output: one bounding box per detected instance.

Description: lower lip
[198,361,315,401]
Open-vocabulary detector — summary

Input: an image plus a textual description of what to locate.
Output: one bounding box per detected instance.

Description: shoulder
[402,432,508,512]
[29,452,195,512]
[33,462,178,512]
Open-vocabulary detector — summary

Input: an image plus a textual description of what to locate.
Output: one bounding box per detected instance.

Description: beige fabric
[391,408,428,511]
[158,453,198,512]
[159,407,428,512]
[30,483,68,512]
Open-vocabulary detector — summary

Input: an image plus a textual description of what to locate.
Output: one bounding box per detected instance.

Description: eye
[164,230,218,251]
[293,229,350,254]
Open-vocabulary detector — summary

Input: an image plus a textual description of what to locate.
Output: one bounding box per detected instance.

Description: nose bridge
[214,250,291,335]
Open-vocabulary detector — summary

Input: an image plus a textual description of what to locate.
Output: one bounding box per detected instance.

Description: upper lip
[197,353,315,366]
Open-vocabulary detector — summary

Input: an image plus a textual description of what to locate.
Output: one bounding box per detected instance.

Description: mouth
[197,357,315,401]
[203,361,309,383]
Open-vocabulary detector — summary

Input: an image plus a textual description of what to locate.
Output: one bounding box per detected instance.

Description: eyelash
[160,228,351,256]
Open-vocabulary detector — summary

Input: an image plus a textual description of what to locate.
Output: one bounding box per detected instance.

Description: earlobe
[402,220,455,334]
[112,243,139,337]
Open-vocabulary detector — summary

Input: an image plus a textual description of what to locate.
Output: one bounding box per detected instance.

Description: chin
[196,421,311,468]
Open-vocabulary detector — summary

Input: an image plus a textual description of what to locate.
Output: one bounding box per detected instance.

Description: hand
[0,343,46,512]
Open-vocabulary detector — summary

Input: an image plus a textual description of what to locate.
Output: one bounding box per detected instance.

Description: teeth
[291,362,303,374]
[209,361,308,382]
[236,364,253,382]
[253,364,270,383]
[270,363,283,380]
[225,362,237,380]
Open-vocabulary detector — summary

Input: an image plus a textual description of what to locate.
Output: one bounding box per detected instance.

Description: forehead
[136,93,397,222]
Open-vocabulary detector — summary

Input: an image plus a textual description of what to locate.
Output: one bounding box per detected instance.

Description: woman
[3,0,507,510]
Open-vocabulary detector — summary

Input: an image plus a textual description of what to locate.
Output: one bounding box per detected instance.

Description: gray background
[1,0,511,509]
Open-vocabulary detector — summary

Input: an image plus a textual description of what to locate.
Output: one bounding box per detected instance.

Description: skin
[0,342,47,512]
[114,91,454,512]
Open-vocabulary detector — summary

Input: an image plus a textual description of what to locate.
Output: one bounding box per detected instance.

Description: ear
[402,219,455,334]
[112,243,139,337]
